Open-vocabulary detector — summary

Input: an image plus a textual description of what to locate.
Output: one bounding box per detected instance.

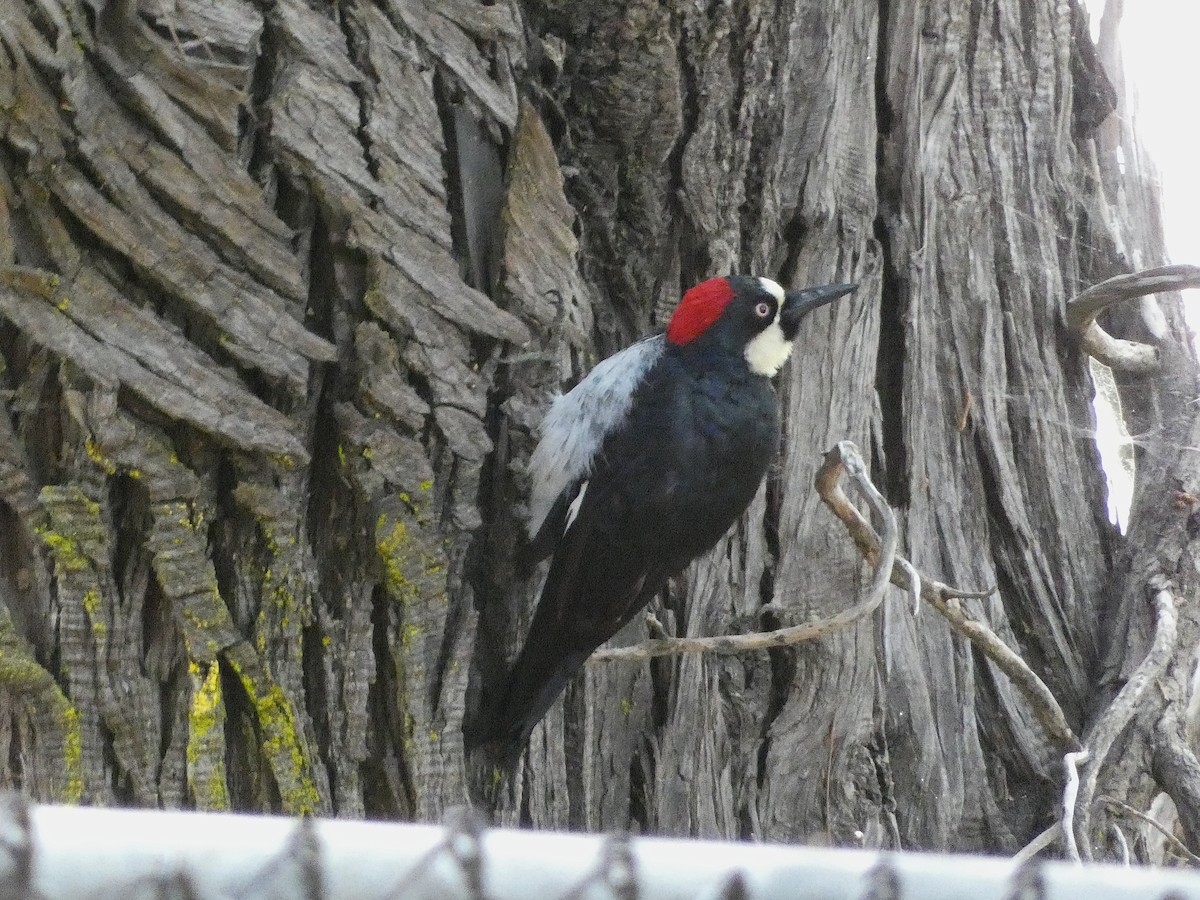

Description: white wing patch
[526,334,667,537]
[563,480,588,532]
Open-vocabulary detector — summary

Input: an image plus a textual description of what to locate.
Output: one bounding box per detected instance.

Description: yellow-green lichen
[267,577,302,621]
[37,488,103,578]
[375,513,447,608]
[402,711,414,751]
[84,439,117,475]
[34,526,89,573]
[0,639,84,803]
[229,660,319,816]
[271,453,297,470]
[187,662,221,745]
[186,661,230,810]
[182,509,204,531]
[63,705,83,804]
[377,516,415,602]
[180,587,231,635]
[81,588,106,638]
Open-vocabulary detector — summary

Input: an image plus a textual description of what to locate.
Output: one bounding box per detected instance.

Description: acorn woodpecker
[473,275,857,764]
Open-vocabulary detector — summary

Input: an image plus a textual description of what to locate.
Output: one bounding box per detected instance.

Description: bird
[470,274,857,765]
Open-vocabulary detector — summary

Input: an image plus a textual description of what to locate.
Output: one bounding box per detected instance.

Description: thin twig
[1065,264,1200,375]
[1063,749,1090,863]
[1100,794,1200,865]
[1012,822,1061,866]
[590,443,897,663]
[1074,582,1178,860]
[897,557,921,616]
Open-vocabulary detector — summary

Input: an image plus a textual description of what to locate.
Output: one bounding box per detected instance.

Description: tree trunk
[0,0,1191,860]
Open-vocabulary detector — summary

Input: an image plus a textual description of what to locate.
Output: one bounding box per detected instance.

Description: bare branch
[897,558,921,616]
[1065,264,1200,374]
[595,440,1081,768]
[592,442,1081,769]
[595,448,1084,787]
[1063,749,1091,863]
[1100,794,1200,866]
[590,442,897,663]
[1012,822,1061,866]
[1108,823,1131,866]
[813,445,1082,754]
[1074,582,1179,860]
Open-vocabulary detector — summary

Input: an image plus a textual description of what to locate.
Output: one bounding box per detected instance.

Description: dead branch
[1063,749,1091,863]
[813,445,1082,754]
[589,442,897,662]
[1012,823,1062,865]
[591,442,1082,761]
[1108,823,1131,866]
[1073,581,1178,860]
[1100,794,1200,866]
[1065,264,1200,375]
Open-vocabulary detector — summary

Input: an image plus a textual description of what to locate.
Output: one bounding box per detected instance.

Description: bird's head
[666,276,857,376]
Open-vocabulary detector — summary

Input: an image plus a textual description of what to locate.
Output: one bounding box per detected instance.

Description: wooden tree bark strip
[0,606,82,804]
[0,271,308,460]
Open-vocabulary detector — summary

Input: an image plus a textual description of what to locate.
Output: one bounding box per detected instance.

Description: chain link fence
[1,795,1198,899]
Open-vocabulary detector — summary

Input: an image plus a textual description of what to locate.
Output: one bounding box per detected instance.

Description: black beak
[780,283,858,339]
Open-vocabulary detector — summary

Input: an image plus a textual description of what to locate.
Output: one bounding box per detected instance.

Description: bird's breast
[647,372,778,561]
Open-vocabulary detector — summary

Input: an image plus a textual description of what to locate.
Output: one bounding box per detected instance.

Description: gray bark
[0,0,1189,860]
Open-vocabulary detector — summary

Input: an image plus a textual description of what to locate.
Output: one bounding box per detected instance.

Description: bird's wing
[525,333,666,547]
[483,426,676,758]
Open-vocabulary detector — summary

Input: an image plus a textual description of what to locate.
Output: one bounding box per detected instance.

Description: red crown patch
[667,278,734,345]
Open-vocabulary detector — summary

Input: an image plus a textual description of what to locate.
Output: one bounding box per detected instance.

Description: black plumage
[470,276,855,764]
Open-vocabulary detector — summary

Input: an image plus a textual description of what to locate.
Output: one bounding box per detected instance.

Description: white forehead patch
[758,277,786,305]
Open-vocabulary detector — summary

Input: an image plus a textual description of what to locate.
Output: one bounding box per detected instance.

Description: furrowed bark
[0,0,1183,861]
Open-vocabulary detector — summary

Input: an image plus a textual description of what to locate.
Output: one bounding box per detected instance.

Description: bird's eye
[754,302,772,318]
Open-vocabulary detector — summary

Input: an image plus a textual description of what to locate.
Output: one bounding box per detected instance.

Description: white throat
[745,277,793,376]
[744,322,793,376]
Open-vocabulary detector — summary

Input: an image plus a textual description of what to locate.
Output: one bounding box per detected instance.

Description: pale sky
[1082,0,1197,527]
[1089,0,1200,270]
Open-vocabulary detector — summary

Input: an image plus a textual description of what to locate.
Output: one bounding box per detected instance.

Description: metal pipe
[5,798,1200,899]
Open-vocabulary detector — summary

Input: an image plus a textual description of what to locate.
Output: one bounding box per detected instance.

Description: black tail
[467,643,590,768]
[468,501,662,767]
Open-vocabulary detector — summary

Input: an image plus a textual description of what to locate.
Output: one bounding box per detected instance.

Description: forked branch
[1066,264,1200,374]
[1071,581,1178,861]
[816,444,1082,754]
[593,442,1079,763]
